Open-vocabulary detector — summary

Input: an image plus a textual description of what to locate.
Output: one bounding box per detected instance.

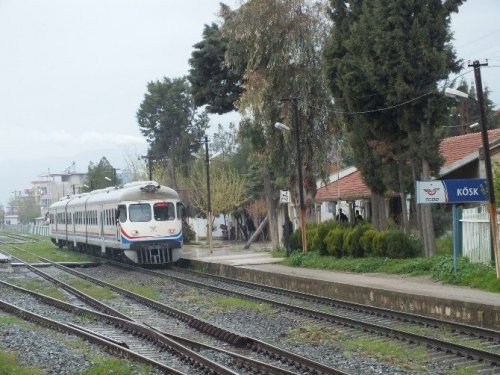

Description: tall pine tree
[324,0,464,254]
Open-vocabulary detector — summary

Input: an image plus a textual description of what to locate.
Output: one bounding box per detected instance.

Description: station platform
[180,243,500,329]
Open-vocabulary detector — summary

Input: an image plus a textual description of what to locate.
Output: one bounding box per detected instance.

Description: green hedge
[303,222,419,259]
[344,223,371,257]
[325,228,346,257]
[310,220,339,255]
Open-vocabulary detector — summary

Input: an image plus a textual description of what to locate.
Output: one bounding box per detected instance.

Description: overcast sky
[1,0,499,208]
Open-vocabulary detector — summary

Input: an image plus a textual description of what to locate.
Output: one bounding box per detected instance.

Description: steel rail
[0,249,131,320]
[40,257,344,374]
[173,266,500,343]
[0,298,187,375]
[0,281,239,375]
[103,260,500,366]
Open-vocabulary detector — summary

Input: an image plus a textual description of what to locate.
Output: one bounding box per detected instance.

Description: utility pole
[140,151,153,181]
[469,59,500,278]
[204,135,213,253]
[293,99,307,252]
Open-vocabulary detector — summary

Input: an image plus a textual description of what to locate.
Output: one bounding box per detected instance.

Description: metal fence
[460,206,492,263]
[5,224,50,237]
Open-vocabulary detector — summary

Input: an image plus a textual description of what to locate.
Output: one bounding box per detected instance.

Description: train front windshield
[153,202,175,221]
[129,203,152,222]
[119,202,176,223]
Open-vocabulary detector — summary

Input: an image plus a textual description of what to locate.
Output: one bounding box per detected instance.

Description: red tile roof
[316,170,371,201]
[316,129,500,201]
[439,129,500,168]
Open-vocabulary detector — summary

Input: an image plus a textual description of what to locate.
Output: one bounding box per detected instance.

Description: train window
[129,203,151,222]
[177,202,186,220]
[118,205,127,223]
[154,202,174,221]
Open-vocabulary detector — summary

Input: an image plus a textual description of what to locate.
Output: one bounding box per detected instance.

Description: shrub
[313,220,339,255]
[182,221,196,244]
[385,230,417,258]
[360,229,378,256]
[307,227,319,253]
[344,223,372,257]
[325,227,346,257]
[408,233,423,256]
[289,251,306,266]
[436,234,452,256]
[290,228,301,252]
[372,231,388,257]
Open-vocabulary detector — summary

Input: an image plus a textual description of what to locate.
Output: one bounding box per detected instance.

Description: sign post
[416,179,488,272]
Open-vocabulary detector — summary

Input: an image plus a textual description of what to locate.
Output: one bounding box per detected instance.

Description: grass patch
[0,350,45,375]
[0,314,26,326]
[64,278,117,301]
[286,324,428,372]
[64,337,93,354]
[208,295,275,314]
[287,324,340,344]
[270,248,286,258]
[342,336,428,372]
[6,279,68,301]
[172,287,275,317]
[2,237,97,263]
[284,251,500,293]
[110,279,159,301]
[445,368,476,375]
[399,324,497,353]
[80,357,152,375]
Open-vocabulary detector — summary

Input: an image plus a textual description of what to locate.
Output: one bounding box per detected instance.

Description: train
[48,181,184,265]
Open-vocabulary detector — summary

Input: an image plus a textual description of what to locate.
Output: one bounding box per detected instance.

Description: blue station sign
[416,179,488,204]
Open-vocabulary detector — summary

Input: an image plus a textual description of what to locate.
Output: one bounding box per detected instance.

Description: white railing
[460,206,492,263]
[4,224,50,237]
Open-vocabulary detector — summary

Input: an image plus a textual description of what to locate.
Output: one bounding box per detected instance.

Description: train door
[99,205,105,254]
[116,205,127,243]
[64,201,71,244]
[71,210,76,248]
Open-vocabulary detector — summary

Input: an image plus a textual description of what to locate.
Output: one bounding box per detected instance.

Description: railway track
[96,259,500,374]
[3,243,500,373]
[1,248,345,374]
[0,281,236,374]
[0,231,39,244]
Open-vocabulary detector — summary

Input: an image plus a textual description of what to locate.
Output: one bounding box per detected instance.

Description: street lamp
[445,81,500,278]
[275,115,308,252]
[444,87,469,100]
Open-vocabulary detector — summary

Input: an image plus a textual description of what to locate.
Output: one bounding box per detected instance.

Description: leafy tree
[220,0,336,248]
[122,149,149,182]
[211,122,239,158]
[182,157,248,219]
[16,196,40,224]
[83,157,118,192]
[136,77,209,187]
[324,0,464,256]
[188,23,244,114]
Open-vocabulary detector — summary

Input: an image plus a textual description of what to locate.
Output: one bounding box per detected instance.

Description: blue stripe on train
[120,232,183,245]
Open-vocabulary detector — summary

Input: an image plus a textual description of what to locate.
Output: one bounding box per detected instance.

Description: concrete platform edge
[180,258,500,330]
